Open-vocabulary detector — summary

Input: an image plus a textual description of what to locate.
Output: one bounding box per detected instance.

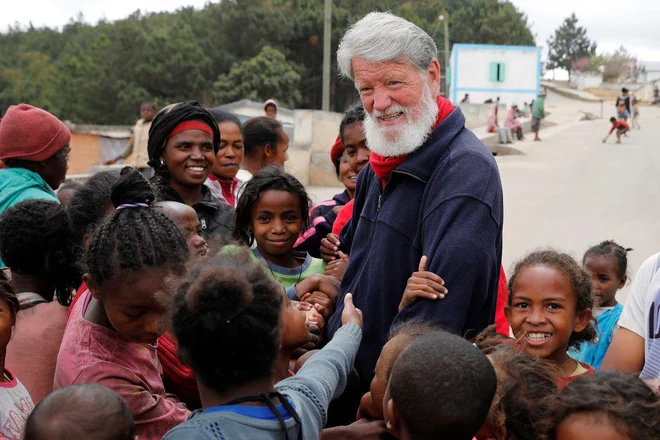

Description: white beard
[363,85,439,157]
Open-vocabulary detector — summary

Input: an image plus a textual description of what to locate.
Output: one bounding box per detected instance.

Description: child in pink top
[0,274,34,440]
[54,167,191,439]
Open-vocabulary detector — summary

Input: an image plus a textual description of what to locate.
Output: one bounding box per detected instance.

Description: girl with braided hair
[54,167,191,439]
[148,101,234,245]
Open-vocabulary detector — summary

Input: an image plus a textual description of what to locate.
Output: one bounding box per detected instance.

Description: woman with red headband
[148,101,234,244]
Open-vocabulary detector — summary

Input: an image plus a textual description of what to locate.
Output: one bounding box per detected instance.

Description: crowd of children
[0,96,659,440]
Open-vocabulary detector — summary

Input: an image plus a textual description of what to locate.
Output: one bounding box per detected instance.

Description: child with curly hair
[541,371,660,440]
[505,249,597,389]
[476,344,558,440]
[164,250,363,440]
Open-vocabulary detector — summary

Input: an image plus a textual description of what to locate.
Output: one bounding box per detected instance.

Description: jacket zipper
[347,175,386,308]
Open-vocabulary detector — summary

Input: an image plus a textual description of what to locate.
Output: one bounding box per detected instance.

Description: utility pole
[439,15,450,96]
[322,0,332,112]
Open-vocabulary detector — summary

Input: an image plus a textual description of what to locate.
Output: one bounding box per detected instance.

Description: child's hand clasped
[399,256,448,311]
[321,233,341,262]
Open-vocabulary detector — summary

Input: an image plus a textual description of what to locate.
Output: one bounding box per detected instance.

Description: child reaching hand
[164,250,364,440]
[54,167,191,439]
[398,256,448,311]
[569,241,629,370]
[505,249,597,389]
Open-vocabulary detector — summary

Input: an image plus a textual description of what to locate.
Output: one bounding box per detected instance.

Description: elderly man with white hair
[325,12,504,388]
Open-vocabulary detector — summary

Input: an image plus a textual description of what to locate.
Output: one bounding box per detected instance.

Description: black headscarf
[147,101,221,172]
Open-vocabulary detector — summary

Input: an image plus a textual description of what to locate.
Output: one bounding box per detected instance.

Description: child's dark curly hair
[508,249,596,348]
[583,240,633,279]
[540,372,660,440]
[474,324,514,355]
[0,199,78,305]
[488,344,558,440]
[339,104,365,145]
[0,272,19,326]
[85,167,188,286]
[233,166,311,246]
[171,249,283,393]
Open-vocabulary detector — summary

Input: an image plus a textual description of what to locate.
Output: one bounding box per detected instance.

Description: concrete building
[449,44,542,106]
[65,123,130,178]
[211,99,295,141]
[641,61,660,83]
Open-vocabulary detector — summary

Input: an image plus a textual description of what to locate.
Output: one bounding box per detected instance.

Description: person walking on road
[532,92,546,142]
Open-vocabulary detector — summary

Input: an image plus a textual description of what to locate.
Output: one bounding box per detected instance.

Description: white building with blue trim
[449,44,542,106]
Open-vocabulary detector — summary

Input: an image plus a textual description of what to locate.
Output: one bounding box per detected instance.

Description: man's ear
[83,273,102,301]
[573,308,592,333]
[426,59,441,95]
[385,398,402,437]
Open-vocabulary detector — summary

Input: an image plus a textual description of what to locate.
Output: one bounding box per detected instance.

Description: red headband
[168,120,214,140]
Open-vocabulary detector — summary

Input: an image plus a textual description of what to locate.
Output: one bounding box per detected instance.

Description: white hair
[337,12,438,79]
[363,83,438,157]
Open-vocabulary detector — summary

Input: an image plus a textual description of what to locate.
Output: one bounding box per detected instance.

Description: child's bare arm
[399,256,448,311]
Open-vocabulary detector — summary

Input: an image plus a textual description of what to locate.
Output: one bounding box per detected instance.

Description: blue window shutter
[499,63,506,82]
[489,62,498,82]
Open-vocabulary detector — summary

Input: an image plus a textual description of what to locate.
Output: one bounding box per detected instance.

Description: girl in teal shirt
[570,241,630,370]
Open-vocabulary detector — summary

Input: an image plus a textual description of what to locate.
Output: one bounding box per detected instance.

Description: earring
[386,421,392,429]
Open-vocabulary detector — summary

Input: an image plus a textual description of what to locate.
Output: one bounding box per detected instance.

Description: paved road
[307,93,660,302]
[499,96,660,302]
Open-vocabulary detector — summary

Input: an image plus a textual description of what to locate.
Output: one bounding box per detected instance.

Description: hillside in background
[0,0,534,124]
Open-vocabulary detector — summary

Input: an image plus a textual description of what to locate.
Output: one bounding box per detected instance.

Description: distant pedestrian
[505,103,524,140]
[604,117,629,144]
[532,92,546,141]
[104,101,157,177]
[264,99,278,118]
[460,93,470,104]
[615,88,631,119]
[487,97,500,132]
[631,94,641,129]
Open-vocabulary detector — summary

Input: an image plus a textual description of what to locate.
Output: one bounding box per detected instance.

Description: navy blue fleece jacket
[326,107,503,387]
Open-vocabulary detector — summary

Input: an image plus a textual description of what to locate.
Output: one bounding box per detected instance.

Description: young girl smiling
[233,167,336,321]
[505,249,597,388]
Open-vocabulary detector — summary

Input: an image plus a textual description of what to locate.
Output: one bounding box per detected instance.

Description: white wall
[647,71,660,83]
[569,72,602,90]
[450,45,540,106]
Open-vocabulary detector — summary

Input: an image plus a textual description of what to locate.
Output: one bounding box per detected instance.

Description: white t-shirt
[618,252,660,380]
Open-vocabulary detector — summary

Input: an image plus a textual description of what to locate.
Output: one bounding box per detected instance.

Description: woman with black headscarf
[148,101,234,243]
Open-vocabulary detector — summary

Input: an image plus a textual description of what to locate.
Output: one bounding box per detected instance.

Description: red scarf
[370,96,454,187]
[208,174,238,206]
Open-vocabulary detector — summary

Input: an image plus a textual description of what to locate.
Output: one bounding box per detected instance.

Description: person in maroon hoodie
[325,12,503,390]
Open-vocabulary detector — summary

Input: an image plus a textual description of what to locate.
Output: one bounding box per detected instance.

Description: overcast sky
[4,0,660,61]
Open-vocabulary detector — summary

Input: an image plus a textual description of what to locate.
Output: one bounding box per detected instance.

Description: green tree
[547,13,596,80]
[449,0,535,47]
[212,45,302,108]
[0,49,59,113]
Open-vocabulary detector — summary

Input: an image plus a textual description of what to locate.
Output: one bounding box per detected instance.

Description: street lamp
[438,15,450,96]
